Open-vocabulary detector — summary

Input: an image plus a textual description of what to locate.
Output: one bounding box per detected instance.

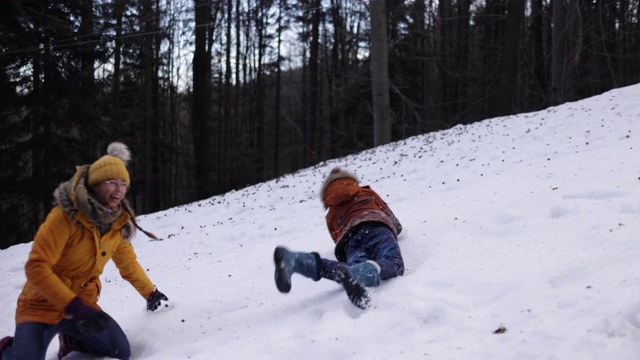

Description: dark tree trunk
[139,0,158,211]
[306,0,321,164]
[496,0,525,116]
[455,0,471,123]
[551,0,566,104]
[370,0,391,146]
[112,0,125,140]
[192,0,213,199]
[274,0,284,177]
[530,0,547,104]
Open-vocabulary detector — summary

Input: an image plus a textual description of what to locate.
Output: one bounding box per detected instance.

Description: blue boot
[335,261,381,309]
[274,247,321,293]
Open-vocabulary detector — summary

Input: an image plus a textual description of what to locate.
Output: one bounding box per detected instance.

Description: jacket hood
[53,165,135,241]
[320,167,359,207]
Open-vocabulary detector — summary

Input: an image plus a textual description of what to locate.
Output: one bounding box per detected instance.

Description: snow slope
[1,84,639,359]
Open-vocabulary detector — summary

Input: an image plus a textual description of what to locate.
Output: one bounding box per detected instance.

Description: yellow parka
[15,166,155,325]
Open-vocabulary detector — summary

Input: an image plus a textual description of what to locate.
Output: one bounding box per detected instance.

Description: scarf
[54,165,159,240]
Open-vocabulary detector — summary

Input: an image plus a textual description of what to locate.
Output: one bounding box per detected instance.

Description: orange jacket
[15,205,155,325]
[323,177,401,246]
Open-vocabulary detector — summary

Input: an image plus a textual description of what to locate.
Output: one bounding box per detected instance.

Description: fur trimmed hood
[53,165,136,241]
[320,167,359,207]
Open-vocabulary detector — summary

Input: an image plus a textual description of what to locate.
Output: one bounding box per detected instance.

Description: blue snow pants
[319,222,404,283]
[1,312,130,360]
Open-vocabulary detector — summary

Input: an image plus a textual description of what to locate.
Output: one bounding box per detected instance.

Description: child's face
[92,179,128,208]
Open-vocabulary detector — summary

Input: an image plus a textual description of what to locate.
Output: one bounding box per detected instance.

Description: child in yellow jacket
[0,142,168,360]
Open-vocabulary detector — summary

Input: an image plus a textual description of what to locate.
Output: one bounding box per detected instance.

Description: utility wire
[0,1,207,57]
[0,0,343,58]
[0,21,219,57]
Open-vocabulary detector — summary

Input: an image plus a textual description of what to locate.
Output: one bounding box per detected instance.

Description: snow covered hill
[1,84,639,359]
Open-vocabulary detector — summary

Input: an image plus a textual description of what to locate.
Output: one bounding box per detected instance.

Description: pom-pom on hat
[320,167,359,204]
[88,142,131,186]
[322,167,358,189]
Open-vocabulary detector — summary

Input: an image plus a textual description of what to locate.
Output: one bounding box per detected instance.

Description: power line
[0,21,222,57]
[0,0,346,58]
[0,1,206,57]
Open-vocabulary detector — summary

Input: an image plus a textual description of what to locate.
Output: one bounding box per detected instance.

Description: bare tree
[370,0,391,146]
[551,0,567,104]
[192,0,214,198]
[496,0,525,115]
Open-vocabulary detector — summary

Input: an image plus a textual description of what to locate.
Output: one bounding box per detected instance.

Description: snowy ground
[1,84,640,359]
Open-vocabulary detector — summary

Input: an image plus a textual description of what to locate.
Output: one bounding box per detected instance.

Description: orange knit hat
[88,142,131,186]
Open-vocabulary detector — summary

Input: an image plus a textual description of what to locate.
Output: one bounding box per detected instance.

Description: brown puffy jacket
[323,177,401,247]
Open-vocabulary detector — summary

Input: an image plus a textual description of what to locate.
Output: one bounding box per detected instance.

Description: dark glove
[64,297,111,336]
[146,288,168,311]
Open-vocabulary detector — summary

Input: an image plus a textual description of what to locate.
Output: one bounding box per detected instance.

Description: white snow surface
[2,84,640,359]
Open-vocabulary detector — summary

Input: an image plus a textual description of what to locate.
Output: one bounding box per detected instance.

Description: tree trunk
[455,0,471,122]
[370,0,391,146]
[224,0,233,187]
[192,0,213,199]
[438,0,453,123]
[307,0,321,164]
[139,0,157,212]
[112,0,125,140]
[551,0,566,104]
[496,0,525,116]
[79,0,96,122]
[274,0,284,177]
[255,2,267,181]
[530,0,546,103]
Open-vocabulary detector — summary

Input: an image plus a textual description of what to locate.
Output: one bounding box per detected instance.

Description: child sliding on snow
[273,167,404,309]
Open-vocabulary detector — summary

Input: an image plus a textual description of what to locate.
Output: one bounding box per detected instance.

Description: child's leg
[8,322,59,360]
[369,228,404,280]
[59,313,131,360]
[346,224,405,281]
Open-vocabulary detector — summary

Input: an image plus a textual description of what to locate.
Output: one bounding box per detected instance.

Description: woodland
[1,0,639,249]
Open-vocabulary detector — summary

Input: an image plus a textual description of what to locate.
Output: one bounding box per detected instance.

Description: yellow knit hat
[88,142,131,186]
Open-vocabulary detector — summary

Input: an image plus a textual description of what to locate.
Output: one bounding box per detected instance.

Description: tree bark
[551,0,566,104]
[112,0,125,140]
[496,0,525,116]
[306,0,322,163]
[530,0,546,102]
[274,0,284,176]
[192,0,213,199]
[370,0,391,146]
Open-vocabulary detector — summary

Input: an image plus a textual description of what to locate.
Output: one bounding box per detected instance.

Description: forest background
[1,0,639,249]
